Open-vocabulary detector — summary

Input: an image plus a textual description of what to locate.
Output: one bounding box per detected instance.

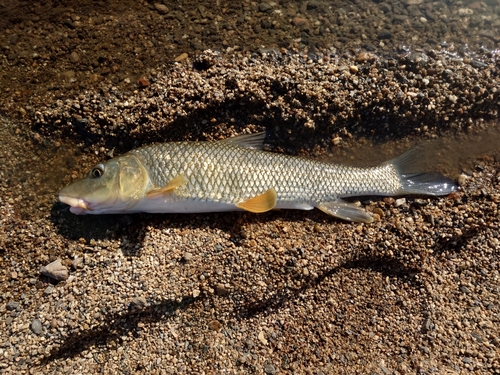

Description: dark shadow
[38,295,200,366]
[50,190,463,258]
[49,204,336,257]
[236,255,421,319]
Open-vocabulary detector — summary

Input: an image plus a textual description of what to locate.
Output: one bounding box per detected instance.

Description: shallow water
[1,0,499,214]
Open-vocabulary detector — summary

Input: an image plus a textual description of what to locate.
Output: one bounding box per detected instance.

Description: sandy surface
[1,1,499,374]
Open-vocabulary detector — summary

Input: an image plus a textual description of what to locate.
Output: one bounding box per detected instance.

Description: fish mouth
[59,195,91,215]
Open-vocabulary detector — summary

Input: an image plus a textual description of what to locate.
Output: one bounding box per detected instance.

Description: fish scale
[129,141,401,205]
[58,132,457,222]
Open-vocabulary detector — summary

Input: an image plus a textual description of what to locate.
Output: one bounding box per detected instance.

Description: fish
[58,132,457,223]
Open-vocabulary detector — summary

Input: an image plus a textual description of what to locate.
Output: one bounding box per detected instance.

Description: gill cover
[59,154,149,214]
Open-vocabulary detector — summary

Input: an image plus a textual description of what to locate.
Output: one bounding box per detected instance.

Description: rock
[138,77,150,88]
[458,174,469,186]
[264,364,276,374]
[373,207,385,218]
[355,52,376,63]
[31,318,43,335]
[306,1,319,10]
[174,53,189,62]
[183,252,193,261]
[215,283,229,296]
[258,330,268,345]
[154,3,169,14]
[6,301,20,311]
[9,35,19,45]
[208,320,223,331]
[69,51,80,63]
[458,8,473,16]
[292,17,308,27]
[129,296,148,312]
[40,259,69,281]
[377,30,392,40]
[394,198,406,207]
[421,318,435,333]
[71,257,84,270]
[378,3,391,13]
[259,3,272,12]
[43,285,55,295]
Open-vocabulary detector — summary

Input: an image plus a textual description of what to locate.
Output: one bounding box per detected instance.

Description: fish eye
[91,164,105,178]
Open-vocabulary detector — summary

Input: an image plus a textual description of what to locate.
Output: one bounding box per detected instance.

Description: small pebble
[129,296,148,311]
[31,319,43,335]
[394,198,406,207]
[41,259,69,281]
[6,301,20,311]
[264,363,276,374]
[208,320,223,331]
[215,283,229,296]
[71,257,84,269]
[174,53,189,62]
[138,77,150,87]
[69,51,80,63]
[373,207,384,218]
[154,3,169,14]
[258,331,268,345]
[457,174,469,186]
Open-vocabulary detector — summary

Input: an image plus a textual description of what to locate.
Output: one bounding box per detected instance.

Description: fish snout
[59,195,91,214]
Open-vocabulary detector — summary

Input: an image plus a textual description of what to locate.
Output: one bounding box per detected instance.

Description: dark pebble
[377,30,392,40]
[9,35,19,44]
[259,3,272,12]
[63,19,75,29]
[421,318,435,333]
[6,301,20,311]
[215,283,229,296]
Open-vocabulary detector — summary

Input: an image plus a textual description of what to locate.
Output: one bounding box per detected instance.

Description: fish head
[58,154,148,214]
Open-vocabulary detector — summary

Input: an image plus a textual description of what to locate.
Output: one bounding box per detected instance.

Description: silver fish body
[59,133,457,222]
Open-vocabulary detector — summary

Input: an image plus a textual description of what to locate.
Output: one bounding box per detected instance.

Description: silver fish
[59,133,457,223]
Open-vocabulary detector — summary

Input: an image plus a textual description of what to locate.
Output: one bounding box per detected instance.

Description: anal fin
[146,174,187,199]
[317,200,373,223]
[237,188,277,213]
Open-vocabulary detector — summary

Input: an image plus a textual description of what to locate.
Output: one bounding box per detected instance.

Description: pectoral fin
[146,174,187,199]
[237,188,277,213]
[317,201,373,223]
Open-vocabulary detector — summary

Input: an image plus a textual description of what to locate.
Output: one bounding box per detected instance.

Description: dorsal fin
[222,132,266,149]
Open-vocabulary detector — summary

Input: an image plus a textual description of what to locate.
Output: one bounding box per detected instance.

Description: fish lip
[59,195,92,214]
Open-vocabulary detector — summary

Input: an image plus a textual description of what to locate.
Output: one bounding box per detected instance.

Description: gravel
[0,0,499,374]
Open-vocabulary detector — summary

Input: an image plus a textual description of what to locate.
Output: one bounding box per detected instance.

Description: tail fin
[389,147,458,196]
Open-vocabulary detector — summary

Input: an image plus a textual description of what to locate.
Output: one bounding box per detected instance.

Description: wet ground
[1,0,499,374]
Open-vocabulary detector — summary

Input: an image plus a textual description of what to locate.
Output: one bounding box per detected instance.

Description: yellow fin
[236,188,277,213]
[146,174,187,199]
